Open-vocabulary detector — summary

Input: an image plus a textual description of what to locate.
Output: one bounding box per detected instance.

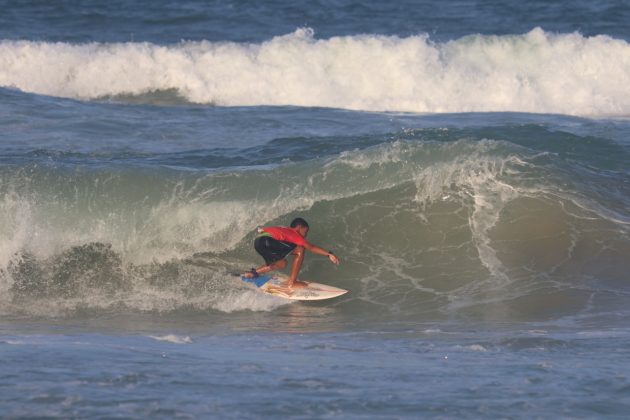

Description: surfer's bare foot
[242,268,258,279]
[286,280,307,289]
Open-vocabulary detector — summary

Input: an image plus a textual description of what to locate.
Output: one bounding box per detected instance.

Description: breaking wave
[1,28,630,116]
[1,126,629,319]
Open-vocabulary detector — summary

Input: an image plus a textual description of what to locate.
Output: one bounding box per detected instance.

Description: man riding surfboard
[242,218,340,289]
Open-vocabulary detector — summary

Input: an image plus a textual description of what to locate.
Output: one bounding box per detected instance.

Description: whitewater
[2,27,630,116]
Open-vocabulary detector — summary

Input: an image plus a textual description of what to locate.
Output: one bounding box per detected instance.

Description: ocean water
[1,0,630,418]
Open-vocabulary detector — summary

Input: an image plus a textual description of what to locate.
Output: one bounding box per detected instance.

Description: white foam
[2,340,26,345]
[0,191,34,272]
[148,334,193,344]
[2,28,629,117]
[0,266,290,316]
[464,344,488,352]
[213,289,289,313]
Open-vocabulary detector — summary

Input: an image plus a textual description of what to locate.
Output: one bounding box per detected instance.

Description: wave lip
[1,28,630,116]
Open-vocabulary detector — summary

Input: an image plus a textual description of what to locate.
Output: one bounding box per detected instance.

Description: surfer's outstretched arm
[304,242,340,265]
[285,242,340,288]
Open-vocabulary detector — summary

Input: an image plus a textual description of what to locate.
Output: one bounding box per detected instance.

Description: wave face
[1,125,629,320]
[2,28,630,116]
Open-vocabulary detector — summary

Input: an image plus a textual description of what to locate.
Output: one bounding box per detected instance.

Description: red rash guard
[261,226,306,247]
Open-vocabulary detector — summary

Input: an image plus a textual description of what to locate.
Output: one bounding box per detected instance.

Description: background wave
[2,28,630,116]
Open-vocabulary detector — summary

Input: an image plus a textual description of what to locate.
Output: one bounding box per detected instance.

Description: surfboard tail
[240,274,273,288]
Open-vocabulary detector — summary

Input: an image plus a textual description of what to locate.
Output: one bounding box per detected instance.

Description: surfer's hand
[328,253,340,265]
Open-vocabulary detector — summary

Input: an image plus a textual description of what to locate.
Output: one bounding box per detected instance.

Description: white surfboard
[240,273,347,301]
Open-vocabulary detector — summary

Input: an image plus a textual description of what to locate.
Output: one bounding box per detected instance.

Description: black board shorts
[254,235,297,265]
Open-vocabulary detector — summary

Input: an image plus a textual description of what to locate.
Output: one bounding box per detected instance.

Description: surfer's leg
[255,258,287,274]
[287,246,305,286]
[244,237,296,277]
[243,258,287,278]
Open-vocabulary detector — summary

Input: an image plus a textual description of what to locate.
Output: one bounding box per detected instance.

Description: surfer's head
[290,217,310,237]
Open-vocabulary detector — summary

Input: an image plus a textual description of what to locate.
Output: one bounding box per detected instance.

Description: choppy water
[2,0,630,418]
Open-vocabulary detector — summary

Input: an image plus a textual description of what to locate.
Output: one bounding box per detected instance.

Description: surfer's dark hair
[290,218,309,229]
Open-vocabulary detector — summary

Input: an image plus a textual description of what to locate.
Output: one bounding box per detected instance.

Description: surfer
[242,218,340,288]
